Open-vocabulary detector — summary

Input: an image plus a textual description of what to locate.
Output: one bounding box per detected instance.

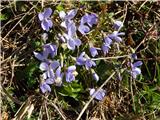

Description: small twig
[44,100,50,120]
[76,72,115,120]
[2,3,38,40]
[135,25,155,51]
[1,85,22,105]
[42,96,66,120]
[91,54,130,61]
[137,0,148,12]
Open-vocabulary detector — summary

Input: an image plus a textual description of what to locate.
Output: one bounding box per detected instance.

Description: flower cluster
[102,21,124,55]
[35,8,142,101]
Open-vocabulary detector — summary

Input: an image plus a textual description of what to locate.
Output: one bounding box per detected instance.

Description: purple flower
[113,20,123,30]
[53,67,63,86]
[62,21,82,50]
[130,61,143,79]
[76,52,86,65]
[66,65,76,82]
[34,43,57,61]
[78,13,98,35]
[85,59,96,70]
[33,51,48,62]
[89,47,98,57]
[108,31,125,42]
[59,9,77,20]
[59,9,77,29]
[89,88,106,101]
[43,43,57,58]
[80,13,98,27]
[40,81,51,93]
[39,60,60,79]
[38,8,53,31]
[102,37,112,55]
[78,24,90,35]
[76,52,96,70]
[86,13,98,27]
[92,72,99,81]
[131,53,137,60]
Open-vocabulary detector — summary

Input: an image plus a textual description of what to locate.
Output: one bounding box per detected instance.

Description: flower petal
[113,20,123,30]
[78,24,90,35]
[47,69,55,78]
[38,13,44,21]
[41,21,49,31]
[95,89,105,101]
[102,44,110,55]
[67,39,75,50]
[33,51,45,61]
[42,72,48,79]
[66,72,75,82]
[67,65,76,72]
[59,11,66,19]
[133,61,143,67]
[93,73,99,81]
[39,62,48,71]
[87,13,98,27]
[50,61,60,70]
[46,19,53,28]
[40,82,51,93]
[90,47,98,57]
[68,22,76,37]
[43,8,52,18]
[104,37,112,45]
[74,39,82,47]
[114,36,122,42]
[66,9,77,20]
[80,13,88,24]
[46,78,54,84]
[90,88,95,96]
[56,67,61,77]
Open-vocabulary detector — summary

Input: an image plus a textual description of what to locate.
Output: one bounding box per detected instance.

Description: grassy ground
[1,1,160,120]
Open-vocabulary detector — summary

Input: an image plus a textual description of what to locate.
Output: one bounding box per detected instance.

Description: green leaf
[58,81,83,100]
[0,14,8,21]
[56,4,64,11]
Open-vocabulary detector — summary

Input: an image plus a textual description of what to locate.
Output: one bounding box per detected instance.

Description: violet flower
[108,31,125,42]
[90,88,106,101]
[59,9,77,29]
[78,13,98,35]
[102,37,112,55]
[76,52,86,65]
[62,21,81,50]
[38,8,53,31]
[89,47,98,57]
[33,51,48,62]
[113,20,123,30]
[80,13,98,27]
[53,67,63,86]
[78,24,90,35]
[40,81,51,93]
[130,61,143,79]
[131,53,137,60]
[43,43,57,58]
[39,60,60,79]
[66,65,76,82]
[92,72,99,81]
[85,59,96,70]
[33,43,57,61]
[76,52,96,70]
